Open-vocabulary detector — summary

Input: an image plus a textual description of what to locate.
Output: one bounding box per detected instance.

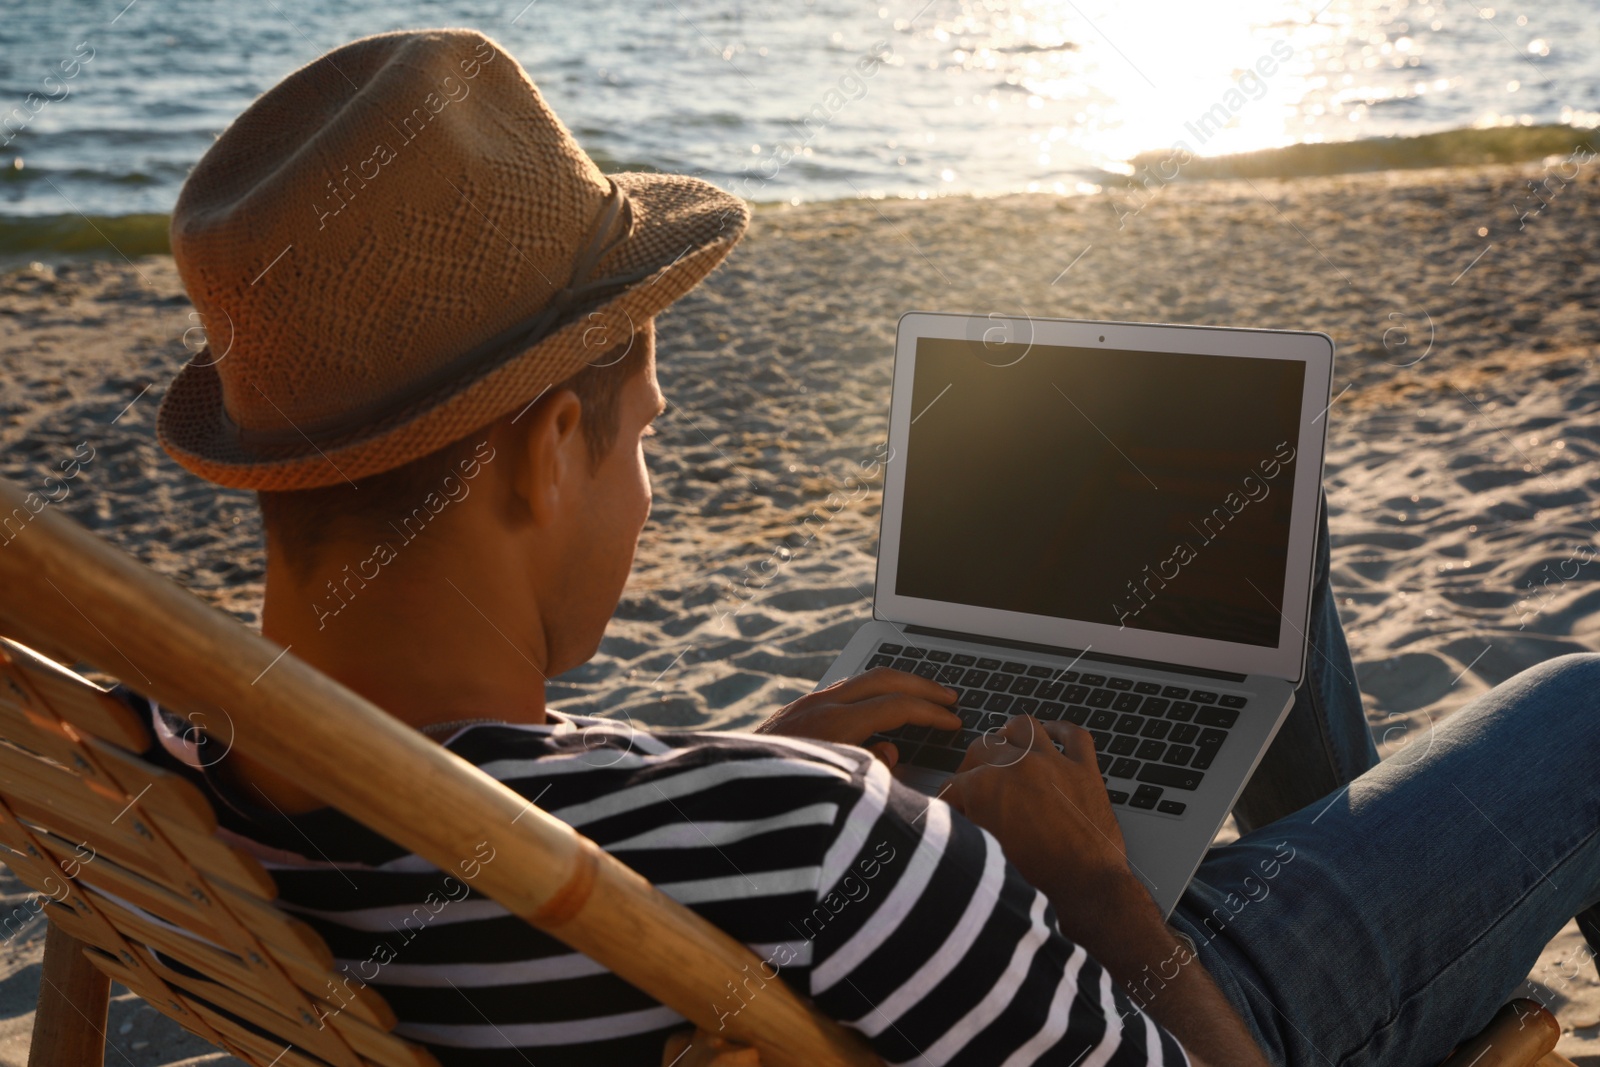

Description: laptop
[817,312,1333,917]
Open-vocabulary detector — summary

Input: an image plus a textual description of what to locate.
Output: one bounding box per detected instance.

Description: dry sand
[1,158,1599,1063]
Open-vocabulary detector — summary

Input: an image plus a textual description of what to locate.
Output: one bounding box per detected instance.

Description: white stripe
[998,942,1090,1067]
[817,757,892,895]
[476,751,649,780]
[657,867,818,905]
[1080,965,1126,1067]
[868,843,1024,1042]
[752,939,813,969]
[397,1004,684,1047]
[278,897,510,931]
[358,952,608,987]
[1142,1011,1167,1067]
[551,758,849,827]
[606,802,839,851]
[742,732,869,773]
[343,938,813,989]
[811,802,950,993]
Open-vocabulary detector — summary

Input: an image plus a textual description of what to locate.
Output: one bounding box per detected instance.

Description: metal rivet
[24,845,39,858]
[71,754,90,772]
[131,821,152,839]
[169,1000,183,1014]
[299,1011,315,1026]
[119,950,136,967]
[188,886,208,904]
[247,951,264,965]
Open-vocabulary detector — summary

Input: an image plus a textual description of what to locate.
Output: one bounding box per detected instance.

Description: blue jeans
[1172,496,1600,1066]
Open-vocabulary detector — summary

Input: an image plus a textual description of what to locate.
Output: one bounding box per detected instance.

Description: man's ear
[510,388,586,527]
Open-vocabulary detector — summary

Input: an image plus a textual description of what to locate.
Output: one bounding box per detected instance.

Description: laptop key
[1107,677,1133,691]
[879,643,903,655]
[1114,714,1144,734]
[938,665,965,685]
[913,662,940,679]
[1110,757,1142,779]
[1089,730,1111,750]
[1130,785,1163,810]
[1097,753,1114,774]
[1162,685,1190,699]
[1139,697,1170,717]
[1134,681,1162,695]
[1108,736,1139,756]
[903,647,928,659]
[1037,682,1064,700]
[867,654,894,669]
[1107,789,1130,805]
[1087,709,1117,730]
[959,708,984,729]
[1026,665,1055,678]
[927,728,960,747]
[1080,674,1107,686]
[1111,692,1142,713]
[1191,749,1216,770]
[1157,799,1187,816]
[1219,693,1247,708]
[979,712,1009,732]
[962,668,990,687]
[1135,739,1166,761]
[1086,689,1116,709]
[1001,661,1026,674]
[984,674,1012,692]
[1190,690,1217,703]
[1013,697,1041,716]
[1196,706,1239,728]
[1140,718,1171,739]
[952,653,976,666]
[915,746,964,772]
[893,657,918,671]
[1169,722,1199,744]
[976,657,1002,670]
[1062,684,1090,703]
[927,649,952,663]
[1064,705,1090,725]
[958,729,985,749]
[1198,727,1228,749]
[1164,744,1197,766]
[1009,676,1039,696]
[984,692,1015,713]
[1167,701,1198,722]
[1137,764,1203,790]
[1056,670,1080,683]
[1039,701,1067,720]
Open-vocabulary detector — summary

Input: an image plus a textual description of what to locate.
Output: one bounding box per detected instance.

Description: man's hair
[259,342,647,572]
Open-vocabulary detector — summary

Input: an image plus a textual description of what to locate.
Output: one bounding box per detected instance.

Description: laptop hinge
[903,624,1249,682]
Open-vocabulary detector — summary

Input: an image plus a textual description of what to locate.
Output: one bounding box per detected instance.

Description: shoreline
[1,157,1599,1062]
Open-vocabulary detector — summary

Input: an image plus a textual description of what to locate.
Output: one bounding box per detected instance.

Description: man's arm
[942,717,1272,1067]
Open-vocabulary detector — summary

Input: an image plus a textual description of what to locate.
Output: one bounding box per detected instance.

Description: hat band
[220,180,655,451]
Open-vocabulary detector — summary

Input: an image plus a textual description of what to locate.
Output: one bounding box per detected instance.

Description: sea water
[0,0,1596,255]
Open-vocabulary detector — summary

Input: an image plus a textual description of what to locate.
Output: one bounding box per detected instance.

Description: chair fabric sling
[0,470,1578,1067]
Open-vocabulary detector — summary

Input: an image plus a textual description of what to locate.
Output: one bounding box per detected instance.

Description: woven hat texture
[157,27,748,490]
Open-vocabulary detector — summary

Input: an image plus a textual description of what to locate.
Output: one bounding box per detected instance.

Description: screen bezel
[874,312,1333,683]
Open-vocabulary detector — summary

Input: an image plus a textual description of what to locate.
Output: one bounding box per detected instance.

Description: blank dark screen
[894,337,1306,648]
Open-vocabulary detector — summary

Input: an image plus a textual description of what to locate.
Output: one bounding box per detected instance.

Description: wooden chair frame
[0,474,1579,1067]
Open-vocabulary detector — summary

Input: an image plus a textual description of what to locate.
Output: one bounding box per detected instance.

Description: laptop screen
[895,337,1306,648]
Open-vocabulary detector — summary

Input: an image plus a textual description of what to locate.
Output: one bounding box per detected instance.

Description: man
[150,27,1600,1067]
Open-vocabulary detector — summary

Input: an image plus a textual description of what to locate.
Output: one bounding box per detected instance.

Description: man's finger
[1039,719,1094,760]
[868,740,899,770]
[852,693,962,736]
[824,666,958,707]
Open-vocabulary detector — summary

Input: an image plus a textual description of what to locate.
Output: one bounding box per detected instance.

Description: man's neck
[228,542,551,813]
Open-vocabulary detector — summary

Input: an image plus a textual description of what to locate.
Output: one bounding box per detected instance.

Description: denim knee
[1499,653,1600,727]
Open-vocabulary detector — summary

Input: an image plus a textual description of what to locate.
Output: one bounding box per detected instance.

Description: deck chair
[0,471,1578,1067]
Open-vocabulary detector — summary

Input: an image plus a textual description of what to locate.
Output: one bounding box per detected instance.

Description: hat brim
[157,172,748,491]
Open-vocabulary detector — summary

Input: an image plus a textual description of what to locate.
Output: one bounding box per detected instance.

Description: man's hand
[944,715,1270,1067]
[942,715,1141,922]
[756,667,960,768]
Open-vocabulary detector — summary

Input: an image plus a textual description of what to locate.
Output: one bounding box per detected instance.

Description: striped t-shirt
[139,701,1188,1066]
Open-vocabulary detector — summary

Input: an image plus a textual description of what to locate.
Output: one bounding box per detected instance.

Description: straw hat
[157,28,748,490]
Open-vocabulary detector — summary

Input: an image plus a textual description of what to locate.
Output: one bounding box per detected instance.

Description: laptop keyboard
[862,641,1249,818]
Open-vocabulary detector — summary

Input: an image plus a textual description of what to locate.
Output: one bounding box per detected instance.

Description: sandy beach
[2,159,1599,1063]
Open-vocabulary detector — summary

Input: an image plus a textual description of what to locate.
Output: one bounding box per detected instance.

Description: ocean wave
[1129,123,1600,181]
[0,212,169,258]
